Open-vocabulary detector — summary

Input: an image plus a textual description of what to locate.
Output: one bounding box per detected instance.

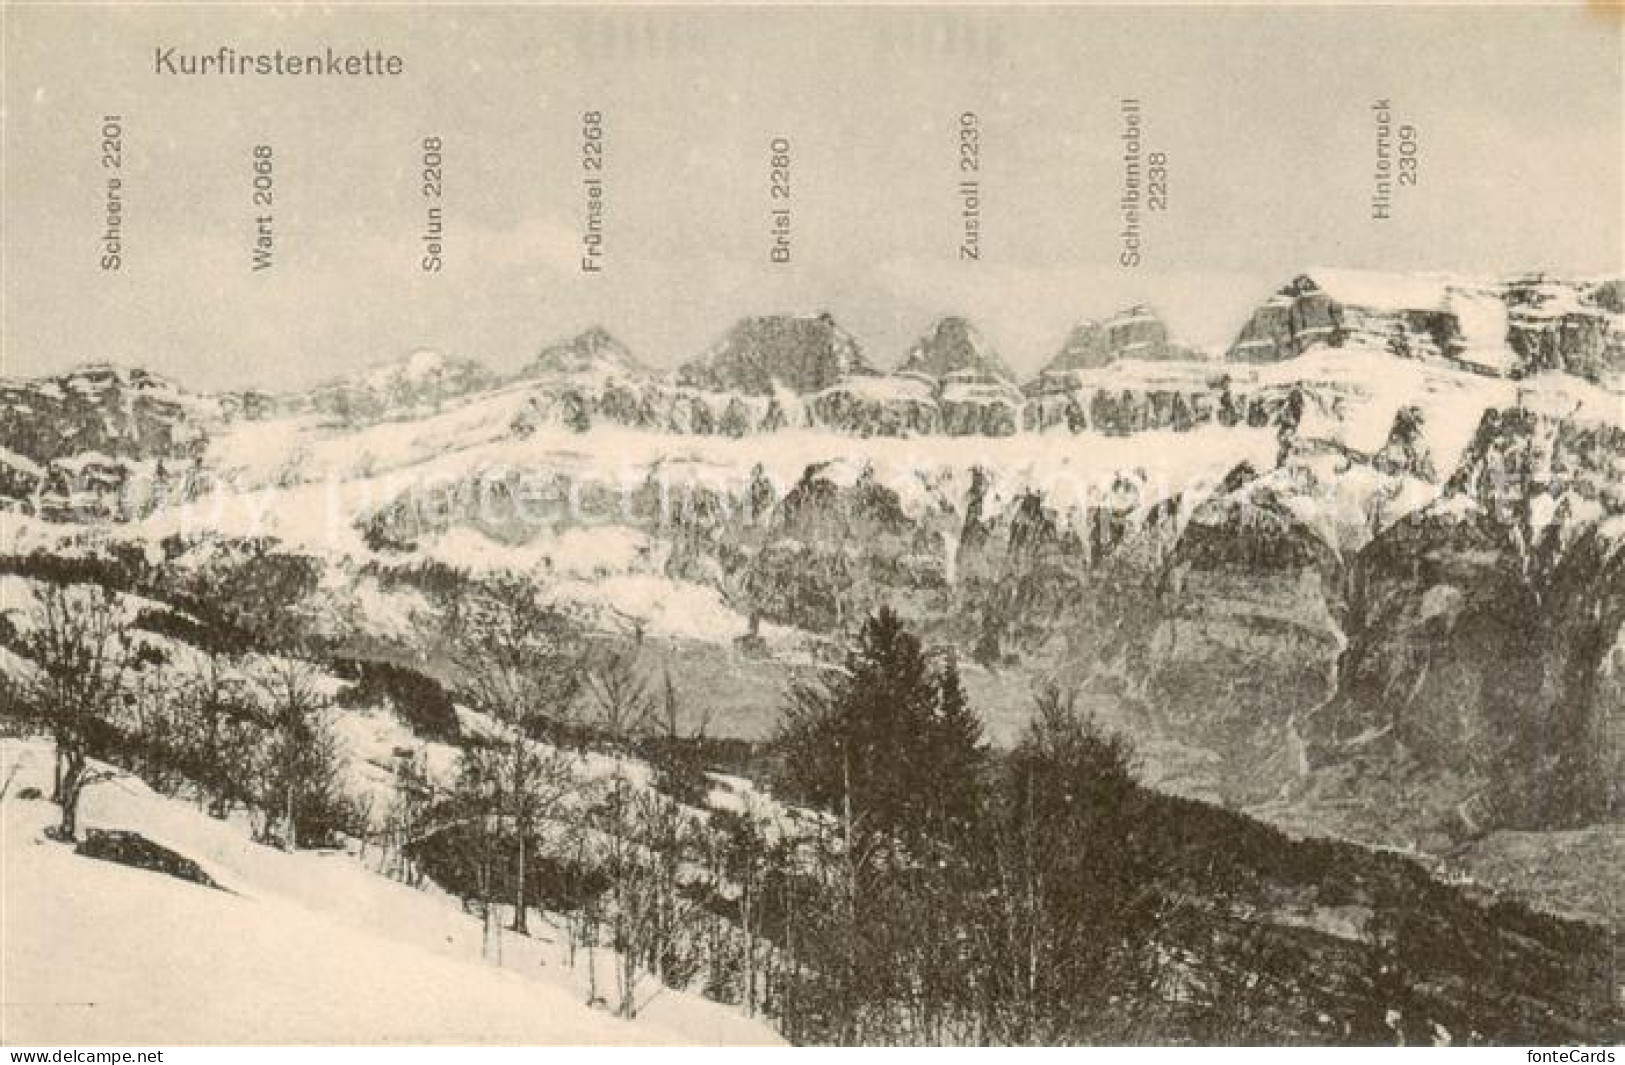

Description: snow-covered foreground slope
[0,739,781,1046]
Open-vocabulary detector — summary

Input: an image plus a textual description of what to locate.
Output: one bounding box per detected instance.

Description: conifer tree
[776,606,983,848]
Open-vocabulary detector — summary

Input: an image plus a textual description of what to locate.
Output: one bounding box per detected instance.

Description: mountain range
[2,266,1622,927]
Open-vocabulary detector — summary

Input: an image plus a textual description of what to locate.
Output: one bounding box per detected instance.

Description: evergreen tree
[760,397,789,434]
[775,606,984,850]
[922,654,984,843]
[972,684,1163,1042]
[720,397,753,438]
[561,390,592,433]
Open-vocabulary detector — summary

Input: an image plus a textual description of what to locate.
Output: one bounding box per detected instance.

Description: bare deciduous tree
[584,643,656,740]
[455,735,577,936]
[595,771,706,1018]
[23,582,133,841]
[180,652,261,820]
[249,655,346,852]
[447,576,584,934]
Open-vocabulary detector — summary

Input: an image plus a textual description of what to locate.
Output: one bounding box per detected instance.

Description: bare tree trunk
[60,792,79,839]
[58,749,86,841]
[511,816,529,934]
[284,781,297,852]
[508,737,530,934]
[743,881,757,1017]
[586,914,599,1004]
[479,846,502,964]
[616,909,636,1017]
[842,748,859,1044]
[785,878,799,1043]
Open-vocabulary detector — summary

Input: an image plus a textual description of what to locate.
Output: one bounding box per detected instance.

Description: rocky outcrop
[938,380,1022,436]
[1503,276,1625,387]
[896,318,1024,436]
[1228,275,1347,364]
[1045,305,1190,372]
[744,461,952,632]
[307,350,496,425]
[0,450,44,512]
[1371,406,1437,481]
[897,316,1015,383]
[511,381,802,438]
[217,389,285,422]
[680,313,869,396]
[1226,271,1482,369]
[1300,407,1625,836]
[806,376,940,437]
[1442,406,1625,517]
[1025,305,1214,430]
[1226,270,1625,387]
[0,366,211,519]
[527,326,649,379]
[0,365,208,466]
[1141,469,1348,804]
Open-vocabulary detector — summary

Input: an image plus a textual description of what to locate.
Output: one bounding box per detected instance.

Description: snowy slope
[0,739,782,1046]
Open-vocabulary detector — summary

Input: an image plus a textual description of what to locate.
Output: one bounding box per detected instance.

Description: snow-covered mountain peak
[1227,268,1625,388]
[528,326,651,380]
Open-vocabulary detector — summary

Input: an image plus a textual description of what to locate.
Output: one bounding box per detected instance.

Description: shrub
[76,829,222,890]
[336,659,461,742]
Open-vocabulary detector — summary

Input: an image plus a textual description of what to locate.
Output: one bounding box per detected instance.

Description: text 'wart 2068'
[251,144,275,272]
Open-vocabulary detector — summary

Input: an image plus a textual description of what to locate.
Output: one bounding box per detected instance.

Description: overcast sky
[3,3,1620,390]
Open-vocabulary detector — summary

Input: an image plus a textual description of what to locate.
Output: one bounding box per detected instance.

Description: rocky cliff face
[0,365,211,521]
[1227,270,1625,388]
[1297,408,1625,838]
[1228,275,1346,364]
[1046,305,1192,371]
[895,317,1024,436]
[1225,269,1495,371]
[525,316,1030,439]
[287,273,1625,446]
[679,313,869,395]
[1024,363,1222,435]
[1503,275,1625,387]
[1140,468,1349,803]
[805,375,940,436]
[0,365,208,465]
[897,316,1016,383]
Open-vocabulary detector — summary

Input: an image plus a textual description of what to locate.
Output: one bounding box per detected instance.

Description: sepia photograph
[0,0,1620,1051]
